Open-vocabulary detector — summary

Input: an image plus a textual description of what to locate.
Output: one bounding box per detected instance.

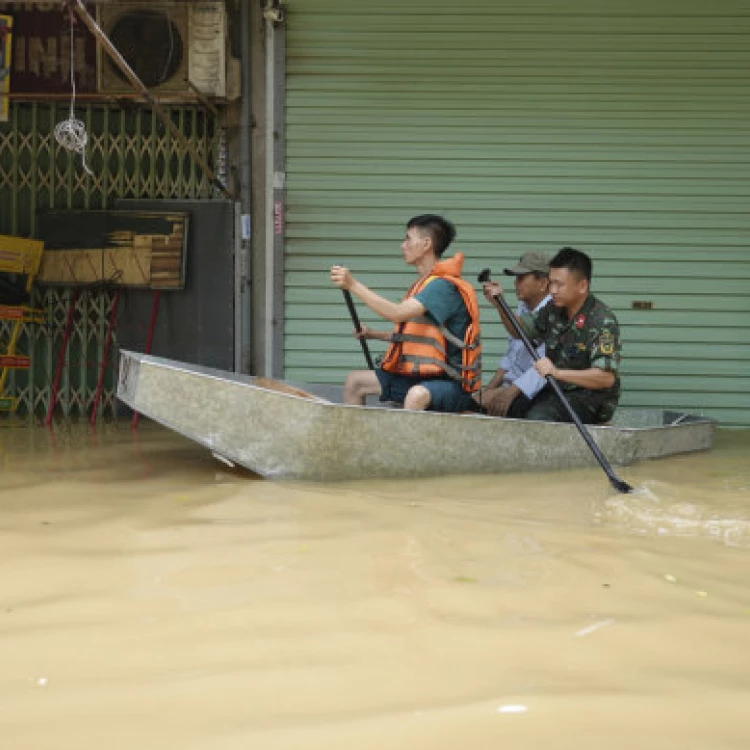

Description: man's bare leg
[403,384,431,411]
[476,384,519,417]
[344,370,382,405]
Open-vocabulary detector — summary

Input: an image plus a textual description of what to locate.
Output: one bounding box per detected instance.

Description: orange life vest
[381,253,482,393]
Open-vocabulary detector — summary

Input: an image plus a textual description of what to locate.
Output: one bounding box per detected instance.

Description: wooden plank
[37,210,188,290]
[254,376,329,402]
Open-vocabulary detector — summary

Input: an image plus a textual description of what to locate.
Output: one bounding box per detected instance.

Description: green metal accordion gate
[0,101,222,419]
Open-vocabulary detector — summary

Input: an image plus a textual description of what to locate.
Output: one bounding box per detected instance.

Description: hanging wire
[53,12,93,176]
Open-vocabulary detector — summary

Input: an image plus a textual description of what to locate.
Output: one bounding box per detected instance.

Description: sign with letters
[0,3,96,94]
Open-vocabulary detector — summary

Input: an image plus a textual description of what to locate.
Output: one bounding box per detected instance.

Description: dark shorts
[520,388,618,425]
[375,370,474,413]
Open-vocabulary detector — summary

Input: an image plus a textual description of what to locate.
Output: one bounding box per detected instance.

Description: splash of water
[599,480,750,548]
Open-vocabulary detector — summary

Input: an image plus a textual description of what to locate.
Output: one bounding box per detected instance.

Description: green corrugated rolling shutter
[285,0,750,426]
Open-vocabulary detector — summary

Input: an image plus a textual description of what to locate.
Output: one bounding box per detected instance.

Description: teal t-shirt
[414,278,470,371]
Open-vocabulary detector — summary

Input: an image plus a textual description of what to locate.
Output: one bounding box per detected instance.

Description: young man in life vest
[482,247,621,424]
[330,214,482,412]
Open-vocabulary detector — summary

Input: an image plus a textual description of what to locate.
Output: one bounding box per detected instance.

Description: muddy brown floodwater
[0,422,748,749]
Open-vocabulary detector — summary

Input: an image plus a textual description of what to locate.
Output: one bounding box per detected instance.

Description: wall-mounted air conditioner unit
[97,1,226,98]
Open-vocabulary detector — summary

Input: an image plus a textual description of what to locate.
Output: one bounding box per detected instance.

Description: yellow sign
[0,235,44,289]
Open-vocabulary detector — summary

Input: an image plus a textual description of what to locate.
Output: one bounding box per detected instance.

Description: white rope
[54,15,93,176]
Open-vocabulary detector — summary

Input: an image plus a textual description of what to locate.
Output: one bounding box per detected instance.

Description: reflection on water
[0,422,748,749]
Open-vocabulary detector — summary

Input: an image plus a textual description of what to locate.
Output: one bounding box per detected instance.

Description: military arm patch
[598,330,615,356]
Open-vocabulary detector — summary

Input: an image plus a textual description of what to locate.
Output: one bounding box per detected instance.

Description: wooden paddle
[343,290,375,370]
[478,268,633,494]
[254,377,329,402]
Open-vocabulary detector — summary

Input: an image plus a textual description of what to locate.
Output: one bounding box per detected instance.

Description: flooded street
[0,423,748,749]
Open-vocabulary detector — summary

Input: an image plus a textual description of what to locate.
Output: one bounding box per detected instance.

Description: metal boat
[117,350,716,482]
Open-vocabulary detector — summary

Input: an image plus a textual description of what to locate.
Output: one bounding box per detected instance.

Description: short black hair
[550,247,592,282]
[407,214,456,258]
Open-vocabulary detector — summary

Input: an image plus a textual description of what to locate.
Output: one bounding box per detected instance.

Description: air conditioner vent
[107,9,186,89]
[98,2,226,98]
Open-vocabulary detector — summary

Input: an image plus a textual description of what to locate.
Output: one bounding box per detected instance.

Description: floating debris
[498,704,528,714]
[576,618,616,637]
[211,452,235,468]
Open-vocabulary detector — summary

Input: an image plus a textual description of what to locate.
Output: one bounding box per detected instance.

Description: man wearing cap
[483,247,621,424]
[477,251,552,417]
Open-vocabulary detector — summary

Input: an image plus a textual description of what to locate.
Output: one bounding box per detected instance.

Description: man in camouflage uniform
[483,247,621,424]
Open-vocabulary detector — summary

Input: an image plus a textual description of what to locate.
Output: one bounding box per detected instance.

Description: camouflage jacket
[519,294,621,396]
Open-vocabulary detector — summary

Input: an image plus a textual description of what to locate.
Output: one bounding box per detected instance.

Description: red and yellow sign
[0,304,44,323]
[0,354,30,369]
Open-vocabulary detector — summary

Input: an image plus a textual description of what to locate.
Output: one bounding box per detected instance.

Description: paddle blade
[610,477,635,494]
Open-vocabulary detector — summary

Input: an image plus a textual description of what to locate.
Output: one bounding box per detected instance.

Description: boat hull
[117,351,716,482]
